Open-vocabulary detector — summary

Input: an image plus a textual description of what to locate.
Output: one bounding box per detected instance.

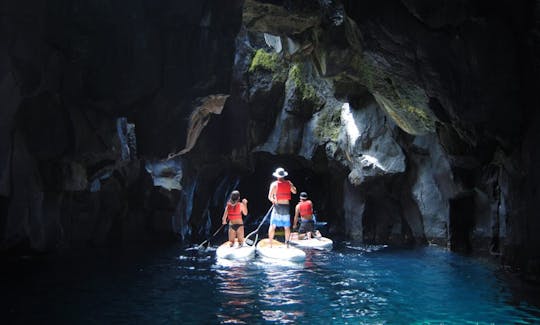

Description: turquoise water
[2,242,540,324]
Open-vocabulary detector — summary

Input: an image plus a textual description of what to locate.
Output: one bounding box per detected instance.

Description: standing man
[267,167,297,246]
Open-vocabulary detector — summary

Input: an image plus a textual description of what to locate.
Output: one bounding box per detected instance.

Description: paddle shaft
[244,205,274,245]
[197,223,225,249]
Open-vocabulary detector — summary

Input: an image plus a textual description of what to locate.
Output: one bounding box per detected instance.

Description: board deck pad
[216,240,255,260]
[256,239,306,261]
[288,233,333,249]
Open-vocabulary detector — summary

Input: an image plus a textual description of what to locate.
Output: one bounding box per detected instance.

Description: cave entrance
[236,151,347,234]
[449,194,475,253]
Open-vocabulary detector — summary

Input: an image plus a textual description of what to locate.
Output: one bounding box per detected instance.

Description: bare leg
[237,226,245,246]
[284,226,291,243]
[268,224,276,247]
[228,227,235,246]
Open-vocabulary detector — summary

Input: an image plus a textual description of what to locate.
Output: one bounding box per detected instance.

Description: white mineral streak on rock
[177,94,229,156]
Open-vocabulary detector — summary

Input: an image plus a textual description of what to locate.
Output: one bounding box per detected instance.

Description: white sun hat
[272,167,288,178]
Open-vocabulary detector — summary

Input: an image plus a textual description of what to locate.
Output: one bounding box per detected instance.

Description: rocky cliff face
[1,0,539,280]
[233,0,540,279]
[240,1,539,274]
[0,0,243,250]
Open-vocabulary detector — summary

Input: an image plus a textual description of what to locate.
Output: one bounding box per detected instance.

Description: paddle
[244,205,274,246]
[197,223,225,250]
[312,213,328,228]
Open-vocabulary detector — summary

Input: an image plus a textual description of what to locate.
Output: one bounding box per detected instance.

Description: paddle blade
[196,240,208,250]
[244,233,259,247]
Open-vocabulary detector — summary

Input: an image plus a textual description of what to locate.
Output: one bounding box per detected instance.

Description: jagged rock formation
[1,0,539,281]
[233,0,540,280]
[0,0,243,250]
[168,94,229,157]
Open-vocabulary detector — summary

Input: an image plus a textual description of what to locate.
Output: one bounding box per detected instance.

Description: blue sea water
[2,242,539,324]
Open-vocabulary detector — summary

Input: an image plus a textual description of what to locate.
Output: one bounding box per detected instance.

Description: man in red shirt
[293,192,320,239]
[267,167,297,246]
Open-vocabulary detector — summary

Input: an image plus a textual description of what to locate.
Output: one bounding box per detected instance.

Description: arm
[222,206,228,224]
[241,199,248,215]
[293,204,300,229]
[289,180,297,194]
[268,182,277,204]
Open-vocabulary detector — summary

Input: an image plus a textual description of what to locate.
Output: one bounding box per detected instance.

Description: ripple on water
[2,243,540,324]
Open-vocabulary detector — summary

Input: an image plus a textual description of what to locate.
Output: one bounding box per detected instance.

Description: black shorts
[229,224,244,231]
[298,220,314,234]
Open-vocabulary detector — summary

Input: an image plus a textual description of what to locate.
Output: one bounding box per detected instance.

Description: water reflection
[256,257,306,323]
[214,260,257,324]
[204,244,540,324]
[3,243,539,324]
[321,252,385,321]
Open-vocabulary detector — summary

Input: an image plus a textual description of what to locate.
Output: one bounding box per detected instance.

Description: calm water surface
[2,242,540,324]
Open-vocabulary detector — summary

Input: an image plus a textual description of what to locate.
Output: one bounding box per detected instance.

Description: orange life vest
[276,180,291,200]
[299,200,313,217]
[227,202,242,221]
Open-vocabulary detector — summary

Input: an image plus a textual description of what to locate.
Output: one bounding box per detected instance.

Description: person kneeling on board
[293,192,321,240]
[222,190,248,247]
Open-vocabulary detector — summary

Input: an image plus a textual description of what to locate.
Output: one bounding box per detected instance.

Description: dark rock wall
[234,0,540,279]
[0,0,243,251]
[1,0,539,280]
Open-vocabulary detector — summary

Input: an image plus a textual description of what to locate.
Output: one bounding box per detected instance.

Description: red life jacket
[276,180,291,200]
[299,200,313,217]
[227,202,242,221]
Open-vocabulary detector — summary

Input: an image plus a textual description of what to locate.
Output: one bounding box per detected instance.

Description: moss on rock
[288,63,318,102]
[314,106,341,141]
[249,49,280,73]
[249,49,288,83]
[349,53,437,135]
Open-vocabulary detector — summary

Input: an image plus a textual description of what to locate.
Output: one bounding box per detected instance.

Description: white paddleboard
[256,239,306,262]
[216,241,255,260]
[289,233,333,249]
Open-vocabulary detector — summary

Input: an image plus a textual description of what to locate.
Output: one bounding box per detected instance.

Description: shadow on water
[1,241,540,324]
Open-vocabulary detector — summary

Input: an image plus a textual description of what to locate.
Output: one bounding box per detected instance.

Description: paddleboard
[288,233,333,249]
[216,241,255,260]
[256,239,306,262]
